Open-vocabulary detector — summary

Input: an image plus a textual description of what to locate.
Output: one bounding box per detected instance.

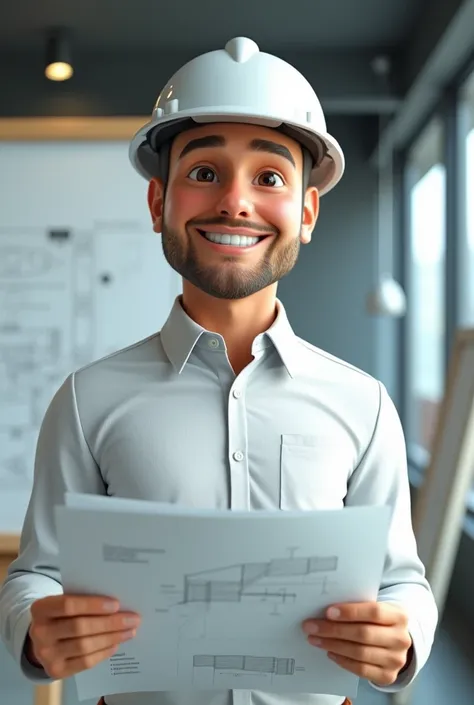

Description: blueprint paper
[64,492,341,518]
[55,499,390,701]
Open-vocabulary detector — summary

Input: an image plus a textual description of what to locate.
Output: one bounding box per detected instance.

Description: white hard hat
[129,37,345,196]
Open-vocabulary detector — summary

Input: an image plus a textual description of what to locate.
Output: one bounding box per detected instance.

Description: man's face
[148,122,319,300]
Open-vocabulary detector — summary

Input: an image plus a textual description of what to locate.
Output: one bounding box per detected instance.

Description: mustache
[188,216,279,236]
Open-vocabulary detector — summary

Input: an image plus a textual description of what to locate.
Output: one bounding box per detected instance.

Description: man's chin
[182,271,268,300]
[188,280,256,300]
[161,246,273,299]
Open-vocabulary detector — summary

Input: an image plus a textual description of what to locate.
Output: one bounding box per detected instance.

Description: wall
[0,48,389,120]
[279,115,399,399]
[279,116,377,372]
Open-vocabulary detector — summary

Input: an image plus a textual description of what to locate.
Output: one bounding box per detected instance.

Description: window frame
[401,115,448,474]
[399,53,474,514]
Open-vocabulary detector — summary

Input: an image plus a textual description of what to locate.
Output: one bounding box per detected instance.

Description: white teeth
[203,232,261,247]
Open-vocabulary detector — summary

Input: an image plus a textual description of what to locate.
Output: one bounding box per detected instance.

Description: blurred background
[0,1,474,704]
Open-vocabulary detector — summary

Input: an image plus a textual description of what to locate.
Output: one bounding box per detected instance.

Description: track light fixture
[45,28,73,82]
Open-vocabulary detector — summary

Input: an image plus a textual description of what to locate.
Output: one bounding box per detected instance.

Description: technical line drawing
[183,554,338,605]
[156,550,340,641]
[0,226,89,492]
[0,246,56,277]
[194,654,295,674]
[71,234,96,367]
[193,654,295,676]
[192,654,297,687]
[0,223,154,496]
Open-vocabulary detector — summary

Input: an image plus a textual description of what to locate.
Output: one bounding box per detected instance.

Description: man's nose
[215,179,255,219]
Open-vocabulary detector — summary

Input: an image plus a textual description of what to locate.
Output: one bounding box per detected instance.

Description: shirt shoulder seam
[352,379,383,473]
[295,337,375,381]
[70,371,101,471]
[74,332,161,376]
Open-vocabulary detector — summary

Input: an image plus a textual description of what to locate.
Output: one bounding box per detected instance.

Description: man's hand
[302,602,413,687]
[27,594,141,680]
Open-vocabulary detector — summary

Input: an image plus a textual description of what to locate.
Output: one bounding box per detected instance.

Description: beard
[161,219,301,300]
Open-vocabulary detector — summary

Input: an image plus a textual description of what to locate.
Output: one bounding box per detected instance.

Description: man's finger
[303,620,404,649]
[54,628,136,660]
[65,645,120,676]
[309,637,389,667]
[323,601,406,626]
[36,612,141,644]
[45,644,119,680]
[327,652,400,687]
[31,595,120,620]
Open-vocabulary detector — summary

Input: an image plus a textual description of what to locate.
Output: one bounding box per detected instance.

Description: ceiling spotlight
[45,28,73,82]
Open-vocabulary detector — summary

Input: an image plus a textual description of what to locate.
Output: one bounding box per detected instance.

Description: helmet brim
[129,110,344,196]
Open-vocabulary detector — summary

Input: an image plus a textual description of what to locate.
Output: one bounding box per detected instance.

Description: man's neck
[181,284,278,374]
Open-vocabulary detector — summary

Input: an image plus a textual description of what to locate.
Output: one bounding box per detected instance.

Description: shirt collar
[160,296,300,378]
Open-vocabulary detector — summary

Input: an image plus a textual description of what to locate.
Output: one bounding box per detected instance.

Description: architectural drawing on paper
[182,553,339,605]
[193,654,296,685]
[158,549,340,642]
[168,551,339,680]
[193,654,295,675]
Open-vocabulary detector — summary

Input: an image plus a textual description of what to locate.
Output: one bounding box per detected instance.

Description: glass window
[458,69,474,512]
[405,118,446,465]
[459,70,474,326]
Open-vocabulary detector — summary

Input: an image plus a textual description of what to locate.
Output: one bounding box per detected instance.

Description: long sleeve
[0,373,106,682]
[345,381,439,692]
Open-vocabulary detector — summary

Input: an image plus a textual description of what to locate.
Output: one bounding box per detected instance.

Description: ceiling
[2,0,426,53]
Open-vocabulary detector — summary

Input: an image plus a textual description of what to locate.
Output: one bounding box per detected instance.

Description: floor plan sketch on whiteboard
[0,225,90,494]
[0,223,179,500]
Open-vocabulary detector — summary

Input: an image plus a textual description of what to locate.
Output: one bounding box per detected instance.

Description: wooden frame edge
[0,533,20,553]
[413,327,474,531]
[0,116,148,141]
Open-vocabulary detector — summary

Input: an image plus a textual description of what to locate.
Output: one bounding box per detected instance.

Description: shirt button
[232,389,242,399]
[233,450,244,462]
[208,338,219,349]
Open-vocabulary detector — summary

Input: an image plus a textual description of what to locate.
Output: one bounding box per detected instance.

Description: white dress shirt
[0,297,438,705]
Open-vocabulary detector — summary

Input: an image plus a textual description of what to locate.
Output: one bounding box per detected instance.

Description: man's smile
[194,226,273,254]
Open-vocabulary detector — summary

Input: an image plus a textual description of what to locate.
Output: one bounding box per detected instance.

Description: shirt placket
[203,336,264,705]
[226,343,266,512]
[228,362,252,705]
[227,368,250,511]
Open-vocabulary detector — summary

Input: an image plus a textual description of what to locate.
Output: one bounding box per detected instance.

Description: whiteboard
[412,329,474,614]
[0,142,181,533]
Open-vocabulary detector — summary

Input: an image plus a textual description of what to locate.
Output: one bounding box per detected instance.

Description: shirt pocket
[280,434,348,511]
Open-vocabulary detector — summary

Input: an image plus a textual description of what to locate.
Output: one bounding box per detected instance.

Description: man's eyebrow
[178,135,226,159]
[249,139,296,168]
[177,134,297,168]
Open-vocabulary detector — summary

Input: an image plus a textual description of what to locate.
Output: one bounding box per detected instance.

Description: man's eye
[188,167,218,182]
[255,172,284,187]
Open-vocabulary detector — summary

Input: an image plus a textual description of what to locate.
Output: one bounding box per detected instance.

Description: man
[0,37,437,705]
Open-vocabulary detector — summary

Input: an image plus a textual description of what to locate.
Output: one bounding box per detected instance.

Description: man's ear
[147,178,165,233]
[300,186,319,245]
